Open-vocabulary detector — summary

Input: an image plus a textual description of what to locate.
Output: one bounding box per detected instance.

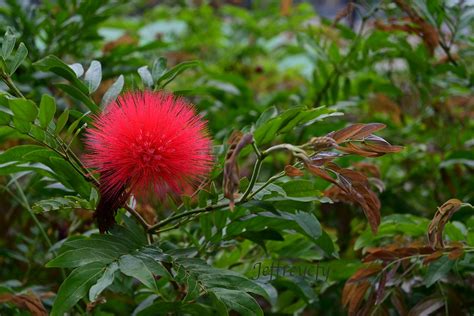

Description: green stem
[0,70,25,98]
[240,146,265,201]
[149,143,302,233]
[148,202,229,232]
[12,179,53,249]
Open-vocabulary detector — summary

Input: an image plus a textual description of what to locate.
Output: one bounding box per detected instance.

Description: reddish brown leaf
[407,296,444,316]
[342,282,357,308]
[353,162,381,178]
[362,142,404,154]
[348,281,371,315]
[375,270,388,304]
[395,247,421,257]
[363,249,398,262]
[323,163,381,233]
[332,2,355,26]
[336,143,381,157]
[223,131,254,209]
[393,0,440,55]
[423,251,443,265]
[390,288,408,316]
[328,124,366,143]
[280,0,292,16]
[448,248,464,260]
[305,164,338,185]
[284,165,304,177]
[353,185,381,233]
[348,264,383,283]
[0,293,47,316]
[428,199,463,249]
[351,123,387,139]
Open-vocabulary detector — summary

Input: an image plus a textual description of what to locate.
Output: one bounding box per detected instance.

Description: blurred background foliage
[0,0,473,315]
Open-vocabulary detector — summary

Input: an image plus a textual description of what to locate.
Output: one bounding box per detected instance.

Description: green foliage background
[0,0,473,315]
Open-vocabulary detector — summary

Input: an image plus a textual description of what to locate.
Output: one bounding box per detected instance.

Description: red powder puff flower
[84,91,213,232]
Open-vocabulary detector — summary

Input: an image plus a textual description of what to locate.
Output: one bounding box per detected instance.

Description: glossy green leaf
[119,254,157,290]
[156,60,200,88]
[89,262,118,302]
[46,249,115,268]
[55,109,69,134]
[8,98,38,122]
[50,263,104,316]
[1,29,16,60]
[55,83,100,113]
[424,256,454,287]
[38,94,56,128]
[33,55,90,95]
[7,42,27,75]
[211,288,263,316]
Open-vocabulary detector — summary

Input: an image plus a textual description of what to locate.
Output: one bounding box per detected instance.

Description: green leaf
[254,106,342,145]
[84,60,102,93]
[38,94,56,128]
[8,98,38,122]
[46,248,116,268]
[156,60,200,88]
[138,66,154,87]
[48,156,91,198]
[33,55,89,95]
[200,213,213,240]
[89,262,118,302]
[50,262,104,316]
[425,255,454,287]
[55,109,69,134]
[33,196,93,213]
[2,29,16,60]
[55,83,100,113]
[8,42,28,75]
[211,288,263,316]
[119,254,157,290]
[280,180,321,201]
[66,110,90,136]
[293,211,322,240]
[101,75,124,107]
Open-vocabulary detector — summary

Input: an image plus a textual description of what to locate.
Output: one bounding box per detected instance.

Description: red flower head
[84,91,213,232]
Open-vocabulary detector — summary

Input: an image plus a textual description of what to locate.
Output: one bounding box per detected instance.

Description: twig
[124,205,151,230]
[0,70,25,98]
